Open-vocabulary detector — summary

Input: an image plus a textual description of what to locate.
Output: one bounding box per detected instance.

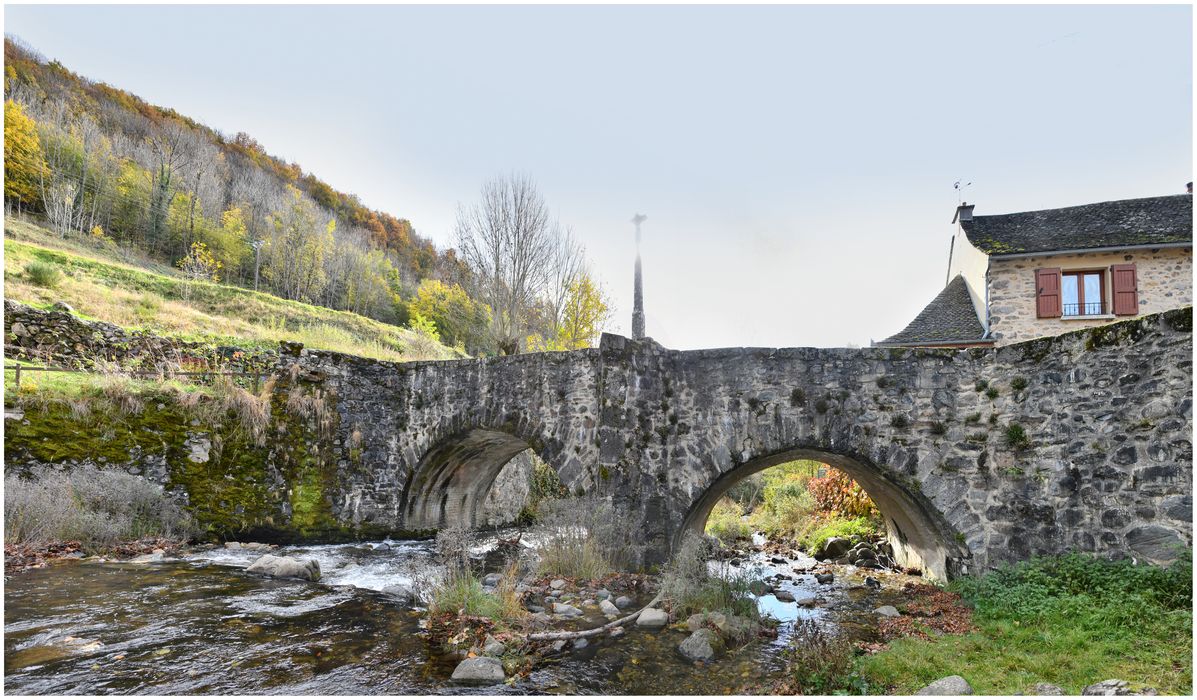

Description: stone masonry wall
[5,304,1192,579]
[3,299,275,371]
[988,247,1192,345]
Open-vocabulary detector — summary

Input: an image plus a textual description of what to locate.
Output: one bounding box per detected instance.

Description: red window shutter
[1111,263,1139,316]
[1035,268,1062,318]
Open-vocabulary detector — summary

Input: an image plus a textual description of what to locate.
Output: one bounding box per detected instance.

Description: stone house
[877,194,1193,348]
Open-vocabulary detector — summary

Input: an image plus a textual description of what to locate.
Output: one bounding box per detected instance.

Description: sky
[4,4,1191,349]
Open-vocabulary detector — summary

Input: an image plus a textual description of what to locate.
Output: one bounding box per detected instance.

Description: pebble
[550,579,567,590]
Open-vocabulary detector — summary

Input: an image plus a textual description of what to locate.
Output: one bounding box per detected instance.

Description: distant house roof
[876,275,991,347]
[961,194,1193,256]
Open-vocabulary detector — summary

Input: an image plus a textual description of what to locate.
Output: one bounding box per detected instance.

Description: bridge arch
[400,425,584,531]
[680,447,973,581]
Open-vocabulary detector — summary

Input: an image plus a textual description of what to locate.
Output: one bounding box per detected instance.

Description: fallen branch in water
[526,592,665,641]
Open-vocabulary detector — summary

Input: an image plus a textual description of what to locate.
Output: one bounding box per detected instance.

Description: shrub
[780,619,869,694]
[4,466,197,551]
[534,491,641,578]
[807,468,878,518]
[661,534,759,620]
[25,260,63,288]
[796,514,882,554]
[705,497,752,544]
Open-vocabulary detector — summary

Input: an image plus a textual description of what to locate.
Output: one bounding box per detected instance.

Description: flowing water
[4,537,909,695]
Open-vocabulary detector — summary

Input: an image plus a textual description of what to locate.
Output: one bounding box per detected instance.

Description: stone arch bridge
[285,309,1192,580]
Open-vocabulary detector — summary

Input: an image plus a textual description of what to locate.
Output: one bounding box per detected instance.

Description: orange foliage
[807,468,878,518]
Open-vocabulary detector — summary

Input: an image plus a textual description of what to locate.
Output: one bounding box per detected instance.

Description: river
[4,536,912,695]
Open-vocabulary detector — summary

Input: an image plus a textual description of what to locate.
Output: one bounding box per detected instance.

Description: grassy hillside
[4,219,460,363]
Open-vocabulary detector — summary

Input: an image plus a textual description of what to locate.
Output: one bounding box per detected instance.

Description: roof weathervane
[954,180,972,205]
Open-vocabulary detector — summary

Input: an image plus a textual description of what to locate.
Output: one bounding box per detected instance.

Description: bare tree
[454,173,580,354]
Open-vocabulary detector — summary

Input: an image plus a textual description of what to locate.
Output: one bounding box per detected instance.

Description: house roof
[961,194,1193,256]
[876,275,991,347]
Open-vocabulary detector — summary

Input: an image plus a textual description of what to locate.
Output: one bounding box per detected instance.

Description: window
[1061,271,1106,316]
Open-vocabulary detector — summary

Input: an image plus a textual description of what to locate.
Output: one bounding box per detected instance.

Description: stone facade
[3,299,275,371]
[987,247,1192,345]
[6,307,1192,580]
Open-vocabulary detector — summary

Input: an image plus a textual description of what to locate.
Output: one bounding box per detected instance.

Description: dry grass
[4,221,460,363]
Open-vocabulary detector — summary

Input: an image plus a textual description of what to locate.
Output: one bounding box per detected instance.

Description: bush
[796,514,882,554]
[705,497,751,544]
[780,619,870,694]
[4,466,197,551]
[807,468,879,518]
[427,526,525,624]
[661,534,759,620]
[534,491,641,578]
[25,260,63,287]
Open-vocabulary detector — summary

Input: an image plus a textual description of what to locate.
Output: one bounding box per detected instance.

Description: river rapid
[4,535,914,695]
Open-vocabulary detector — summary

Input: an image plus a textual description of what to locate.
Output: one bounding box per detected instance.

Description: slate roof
[961,194,1192,256]
[877,275,990,347]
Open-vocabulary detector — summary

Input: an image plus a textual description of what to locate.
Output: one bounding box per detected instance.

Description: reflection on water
[4,539,901,695]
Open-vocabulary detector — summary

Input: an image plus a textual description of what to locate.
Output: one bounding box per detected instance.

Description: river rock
[381,584,415,606]
[916,675,974,695]
[614,595,634,609]
[482,573,503,587]
[550,579,567,590]
[678,628,723,663]
[481,636,506,656]
[817,537,853,560]
[864,576,881,589]
[1030,683,1066,695]
[552,602,582,617]
[450,656,505,684]
[796,595,818,607]
[596,588,611,600]
[245,554,320,582]
[815,573,835,584]
[636,608,669,628]
[224,542,243,550]
[572,638,589,650]
[774,589,796,602]
[600,599,620,616]
[875,605,901,617]
[1082,679,1158,696]
[130,552,163,563]
[372,542,391,551]
[609,626,625,638]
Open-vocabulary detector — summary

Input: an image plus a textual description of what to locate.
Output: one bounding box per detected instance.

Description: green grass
[4,218,460,363]
[705,497,752,544]
[858,554,1192,695]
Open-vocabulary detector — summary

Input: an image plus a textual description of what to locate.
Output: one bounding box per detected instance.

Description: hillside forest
[3,36,610,356]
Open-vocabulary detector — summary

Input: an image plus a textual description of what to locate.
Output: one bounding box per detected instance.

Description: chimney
[1186,182,1192,195]
[952,202,975,224]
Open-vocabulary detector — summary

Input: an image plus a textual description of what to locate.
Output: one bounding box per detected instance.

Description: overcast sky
[6,4,1191,349]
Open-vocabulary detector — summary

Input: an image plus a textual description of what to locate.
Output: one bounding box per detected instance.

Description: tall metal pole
[631,213,647,340]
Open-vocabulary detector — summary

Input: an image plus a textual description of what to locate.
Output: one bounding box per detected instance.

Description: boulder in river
[635,608,669,628]
[916,675,974,695]
[245,554,320,582]
[381,583,415,606]
[600,599,620,616]
[549,579,567,590]
[678,628,723,663]
[774,589,796,602]
[130,552,163,563]
[817,537,852,560]
[552,602,582,617]
[815,572,835,584]
[875,605,901,618]
[450,657,505,684]
[614,595,635,610]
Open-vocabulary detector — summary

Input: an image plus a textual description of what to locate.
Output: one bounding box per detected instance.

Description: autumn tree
[410,279,492,353]
[3,99,44,211]
[262,185,334,303]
